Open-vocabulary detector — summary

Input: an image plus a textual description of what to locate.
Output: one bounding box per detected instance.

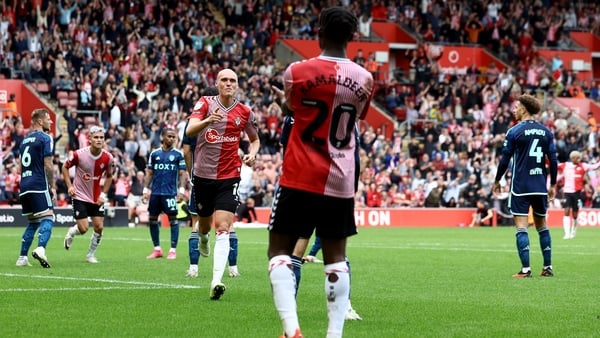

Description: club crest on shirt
[169,155,175,161]
[235,117,241,126]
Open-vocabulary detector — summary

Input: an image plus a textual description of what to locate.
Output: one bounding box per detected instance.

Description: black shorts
[72,199,105,219]
[564,191,582,211]
[268,186,357,239]
[148,194,178,217]
[20,191,53,217]
[192,177,241,217]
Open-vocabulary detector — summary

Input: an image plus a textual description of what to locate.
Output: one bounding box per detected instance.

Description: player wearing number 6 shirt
[185,68,260,300]
[267,7,374,338]
[493,94,558,279]
[62,126,114,264]
[557,150,600,239]
[16,109,56,268]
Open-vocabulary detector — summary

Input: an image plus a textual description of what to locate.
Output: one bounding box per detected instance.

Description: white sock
[88,232,101,256]
[189,264,198,271]
[154,246,161,251]
[69,225,81,237]
[212,231,229,285]
[563,216,571,236]
[169,248,176,253]
[269,255,299,337]
[325,261,350,338]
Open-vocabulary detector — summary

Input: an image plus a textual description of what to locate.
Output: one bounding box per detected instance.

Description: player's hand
[206,109,223,124]
[97,192,107,206]
[548,186,556,201]
[68,186,76,197]
[492,181,501,195]
[242,153,256,167]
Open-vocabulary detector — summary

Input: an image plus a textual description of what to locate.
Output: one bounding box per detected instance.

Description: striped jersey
[496,120,558,195]
[558,161,600,193]
[188,96,258,180]
[19,130,53,194]
[64,147,114,203]
[147,147,186,196]
[279,55,374,198]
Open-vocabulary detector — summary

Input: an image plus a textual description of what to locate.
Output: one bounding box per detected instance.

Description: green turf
[0,226,598,337]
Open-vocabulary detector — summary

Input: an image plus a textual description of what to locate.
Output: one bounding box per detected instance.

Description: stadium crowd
[2,0,600,223]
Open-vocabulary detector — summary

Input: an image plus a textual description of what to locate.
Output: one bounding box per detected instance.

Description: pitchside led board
[0,207,129,227]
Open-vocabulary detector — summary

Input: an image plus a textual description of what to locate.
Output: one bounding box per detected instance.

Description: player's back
[508,120,555,195]
[19,130,52,194]
[280,56,373,198]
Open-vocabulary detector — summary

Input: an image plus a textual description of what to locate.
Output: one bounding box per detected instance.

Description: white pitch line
[0,273,202,290]
[0,286,195,292]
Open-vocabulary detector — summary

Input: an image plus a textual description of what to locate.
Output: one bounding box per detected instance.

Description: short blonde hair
[569,150,581,161]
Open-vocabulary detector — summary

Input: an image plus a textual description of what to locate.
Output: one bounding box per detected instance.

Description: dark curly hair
[318,7,358,44]
[518,94,541,115]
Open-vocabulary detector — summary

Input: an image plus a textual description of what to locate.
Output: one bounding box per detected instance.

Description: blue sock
[20,222,39,256]
[515,228,530,269]
[189,232,199,264]
[538,227,552,267]
[308,236,322,257]
[149,220,160,247]
[291,255,303,297]
[37,217,53,248]
[228,231,238,266]
[169,218,179,249]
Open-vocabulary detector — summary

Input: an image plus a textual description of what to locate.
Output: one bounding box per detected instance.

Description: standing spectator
[16,109,55,268]
[62,126,115,264]
[185,68,260,300]
[113,169,130,207]
[142,128,187,260]
[267,8,373,338]
[493,94,557,278]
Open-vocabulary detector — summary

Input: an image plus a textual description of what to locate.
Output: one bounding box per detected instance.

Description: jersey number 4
[301,99,357,149]
[529,139,544,163]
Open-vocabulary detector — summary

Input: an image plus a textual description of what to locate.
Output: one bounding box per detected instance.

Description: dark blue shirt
[19,130,53,194]
[496,120,558,195]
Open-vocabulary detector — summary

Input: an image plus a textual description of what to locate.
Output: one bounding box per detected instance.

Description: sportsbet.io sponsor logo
[55,213,76,224]
[205,128,239,144]
[0,214,15,223]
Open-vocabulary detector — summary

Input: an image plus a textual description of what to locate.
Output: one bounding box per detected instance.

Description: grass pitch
[0,225,598,337]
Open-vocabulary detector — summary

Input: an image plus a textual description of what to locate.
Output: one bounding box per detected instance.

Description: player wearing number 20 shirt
[278,56,374,199]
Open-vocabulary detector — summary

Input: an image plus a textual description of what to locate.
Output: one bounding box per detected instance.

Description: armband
[99,192,107,200]
[143,187,149,194]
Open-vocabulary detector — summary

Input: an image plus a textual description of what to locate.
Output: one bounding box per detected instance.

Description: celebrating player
[62,125,114,263]
[266,7,374,337]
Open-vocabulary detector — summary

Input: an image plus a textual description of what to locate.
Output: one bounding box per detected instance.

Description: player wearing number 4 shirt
[267,7,374,338]
[62,126,115,264]
[494,94,558,279]
[557,150,600,239]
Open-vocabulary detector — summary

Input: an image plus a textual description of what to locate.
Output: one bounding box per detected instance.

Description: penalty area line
[0,273,201,291]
